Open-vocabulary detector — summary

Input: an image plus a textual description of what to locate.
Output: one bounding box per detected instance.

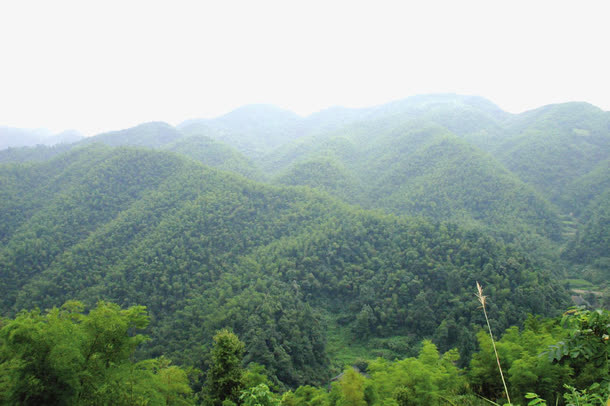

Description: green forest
[0,95,608,404]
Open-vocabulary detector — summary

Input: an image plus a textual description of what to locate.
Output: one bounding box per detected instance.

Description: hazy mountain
[492,102,610,206]
[0,144,75,164]
[179,104,304,158]
[162,134,264,180]
[2,94,608,279]
[270,121,562,243]
[80,121,183,148]
[46,129,84,145]
[0,126,82,149]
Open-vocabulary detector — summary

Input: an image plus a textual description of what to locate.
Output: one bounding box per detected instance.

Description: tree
[240,384,279,406]
[331,367,367,406]
[0,300,194,405]
[205,329,246,406]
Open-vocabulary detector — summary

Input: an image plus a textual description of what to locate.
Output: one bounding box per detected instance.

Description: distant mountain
[162,134,264,180]
[0,144,75,164]
[46,129,83,145]
[0,122,266,181]
[80,121,183,148]
[0,126,82,150]
[0,126,51,149]
[491,102,610,207]
[179,104,304,158]
[269,120,563,242]
[274,155,366,204]
[2,95,608,248]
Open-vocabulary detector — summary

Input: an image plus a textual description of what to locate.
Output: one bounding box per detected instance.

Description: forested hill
[271,123,562,242]
[1,94,608,293]
[1,96,608,261]
[0,144,569,386]
[491,102,610,209]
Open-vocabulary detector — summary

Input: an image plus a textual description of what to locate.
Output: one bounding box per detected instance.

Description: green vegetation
[2,301,607,405]
[163,134,265,180]
[0,145,570,387]
[204,329,246,406]
[0,301,193,405]
[0,94,608,403]
[0,144,74,164]
[494,103,610,206]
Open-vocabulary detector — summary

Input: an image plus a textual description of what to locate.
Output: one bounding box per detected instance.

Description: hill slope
[162,134,264,180]
[270,122,563,242]
[0,145,568,386]
[492,102,610,207]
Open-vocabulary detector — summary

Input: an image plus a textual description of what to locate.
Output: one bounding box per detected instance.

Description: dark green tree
[205,329,246,406]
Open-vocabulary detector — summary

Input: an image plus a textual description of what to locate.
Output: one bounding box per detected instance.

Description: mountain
[46,129,83,145]
[78,121,266,180]
[0,144,568,386]
[179,104,304,158]
[0,143,75,164]
[273,155,366,204]
[80,121,183,148]
[491,102,610,208]
[562,188,610,284]
[0,126,83,149]
[0,122,265,181]
[2,94,608,286]
[269,120,563,243]
[162,134,264,180]
[0,126,51,149]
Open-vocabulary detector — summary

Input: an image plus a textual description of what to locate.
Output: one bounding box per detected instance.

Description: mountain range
[0,94,608,386]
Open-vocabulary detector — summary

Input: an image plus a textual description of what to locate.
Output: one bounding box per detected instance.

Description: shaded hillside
[562,189,610,285]
[274,156,365,204]
[269,122,562,242]
[369,135,562,239]
[163,134,264,180]
[559,158,610,216]
[492,102,610,206]
[0,145,568,386]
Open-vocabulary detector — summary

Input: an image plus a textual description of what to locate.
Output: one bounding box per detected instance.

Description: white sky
[1,0,609,136]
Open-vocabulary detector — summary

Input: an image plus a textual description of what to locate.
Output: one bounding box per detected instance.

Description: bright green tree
[333,367,367,406]
[0,300,194,405]
[240,384,279,406]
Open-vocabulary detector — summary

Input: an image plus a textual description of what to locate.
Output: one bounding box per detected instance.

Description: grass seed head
[476,281,487,308]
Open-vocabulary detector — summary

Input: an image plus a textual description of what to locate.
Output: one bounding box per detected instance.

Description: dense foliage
[0,301,193,405]
[0,94,608,401]
[0,145,571,387]
[2,302,607,405]
[163,134,264,180]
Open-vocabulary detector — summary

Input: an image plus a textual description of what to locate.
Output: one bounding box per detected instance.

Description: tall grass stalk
[476,281,511,405]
